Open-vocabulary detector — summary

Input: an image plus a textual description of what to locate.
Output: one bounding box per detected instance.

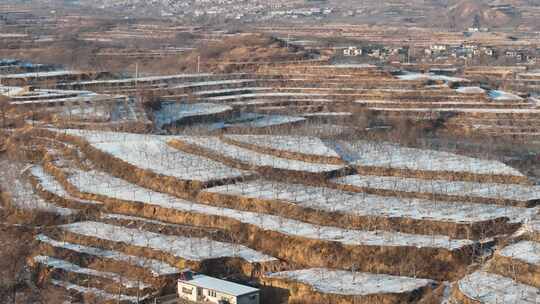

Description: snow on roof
[34,255,150,289]
[68,169,472,250]
[223,135,340,158]
[265,268,435,296]
[343,140,525,178]
[181,274,258,296]
[498,241,540,266]
[204,180,534,224]
[332,174,540,203]
[173,136,343,173]
[458,271,540,303]
[61,221,276,263]
[36,234,178,277]
[488,90,524,101]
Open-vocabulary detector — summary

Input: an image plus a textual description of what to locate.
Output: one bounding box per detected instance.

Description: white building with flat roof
[177,270,260,304]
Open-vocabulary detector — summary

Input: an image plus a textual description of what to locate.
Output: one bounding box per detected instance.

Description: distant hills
[25,0,540,30]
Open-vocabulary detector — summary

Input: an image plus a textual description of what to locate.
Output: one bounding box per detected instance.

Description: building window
[182,287,193,295]
[208,290,217,297]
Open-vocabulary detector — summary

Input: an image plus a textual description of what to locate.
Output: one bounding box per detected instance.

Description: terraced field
[0,124,537,304]
[1,63,539,303]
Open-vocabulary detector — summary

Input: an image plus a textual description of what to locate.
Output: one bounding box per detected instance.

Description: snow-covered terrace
[204,180,535,225]
[67,169,473,250]
[61,221,276,263]
[342,140,525,178]
[365,107,540,114]
[498,241,540,266]
[457,271,539,303]
[0,70,83,79]
[36,234,178,277]
[30,165,102,206]
[222,135,341,159]
[332,174,540,204]
[0,160,75,216]
[396,72,470,83]
[51,280,147,303]
[58,129,249,183]
[173,136,343,174]
[265,268,435,296]
[34,255,151,289]
[154,102,232,129]
[488,90,524,101]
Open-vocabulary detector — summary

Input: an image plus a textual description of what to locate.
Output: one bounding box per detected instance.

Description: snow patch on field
[36,234,178,277]
[457,271,540,303]
[61,221,276,263]
[266,268,435,296]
